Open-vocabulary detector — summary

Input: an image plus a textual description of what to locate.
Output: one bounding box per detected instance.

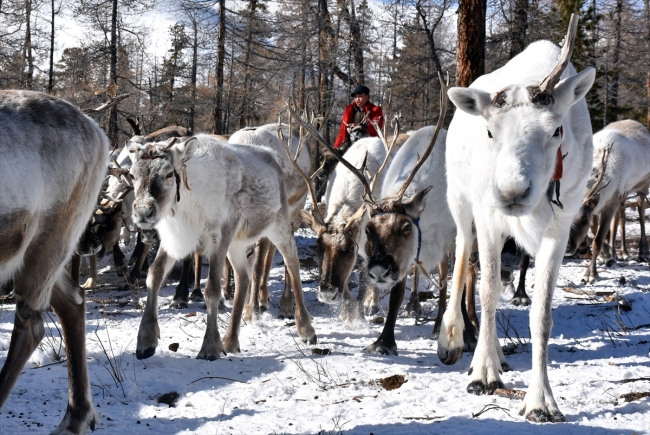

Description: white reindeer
[228,124,311,320]
[130,134,316,360]
[566,119,650,283]
[0,90,108,434]
[439,16,595,422]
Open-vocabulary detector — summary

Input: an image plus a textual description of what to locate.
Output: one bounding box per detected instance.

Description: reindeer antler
[394,71,449,203]
[539,13,579,93]
[288,96,378,208]
[584,142,613,202]
[276,111,326,227]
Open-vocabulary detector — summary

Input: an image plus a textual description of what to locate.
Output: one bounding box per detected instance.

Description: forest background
[1,0,648,152]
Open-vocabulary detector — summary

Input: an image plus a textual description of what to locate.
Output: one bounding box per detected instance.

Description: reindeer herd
[2,14,650,435]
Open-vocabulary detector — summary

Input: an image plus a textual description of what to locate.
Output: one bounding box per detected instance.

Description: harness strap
[548,125,565,209]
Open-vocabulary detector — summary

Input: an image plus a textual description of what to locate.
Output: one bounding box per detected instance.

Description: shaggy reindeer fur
[567,120,650,282]
[229,124,311,320]
[442,40,595,422]
[130,134,316,361]
[301,137,389,323]
[0,90,108,435]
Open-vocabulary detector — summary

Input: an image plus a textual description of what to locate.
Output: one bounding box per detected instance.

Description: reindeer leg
[432,259,448,338]
[136,247,174,360]
[363,281,381,316]
[171,255,192,309]
[467,223,504,396]
[618,206,629,260]
[222,246,251,354]
[511,254,531,306]
[261,243,278,314]
[70,253,81,286]
[355,268,369,320]
[438,218,473,365]
[606,205,620,266]
[271,227,316,344]
[190,251,204,301]
[638,194,649,261]
[244,239,268,322]
[583,207,616,284]
[221,258,234,307]
[466,254,480,330]
[519,227,568,423]
[199,244,230,359]
[404,264,421,318]
[81,254,98,289]
[0,301,45,410]
[363,278,406,355]
[112,241,127,273]
[49,275,99,435]
[128,240,151,286]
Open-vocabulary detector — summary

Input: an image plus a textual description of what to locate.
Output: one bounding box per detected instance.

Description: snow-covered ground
[1,219,649,434]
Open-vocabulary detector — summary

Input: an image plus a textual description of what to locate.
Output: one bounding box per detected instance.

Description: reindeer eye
[365,227,371,236]
[487,130,493,139]
[402,223,411,236]
[165,171,174,179]
[553,127,561,137]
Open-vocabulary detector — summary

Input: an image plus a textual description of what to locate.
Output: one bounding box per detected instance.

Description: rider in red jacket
[333,85,384,149]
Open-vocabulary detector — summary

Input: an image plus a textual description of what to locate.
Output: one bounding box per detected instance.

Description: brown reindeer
[0,91,108,434]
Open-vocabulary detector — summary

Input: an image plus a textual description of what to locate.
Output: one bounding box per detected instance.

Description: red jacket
[333,102,384,148]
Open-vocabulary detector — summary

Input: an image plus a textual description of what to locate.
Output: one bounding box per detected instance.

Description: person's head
[351,85,370,108]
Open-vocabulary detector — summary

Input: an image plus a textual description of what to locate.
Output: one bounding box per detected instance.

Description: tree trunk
[190,21,198,132]
[607,0,622,125]
[237,0,257,130]
[509,0,528,59]
[643,0,650,129]
[338,0,365,84]
[415,1,443,77]
[212,0,226,134]
[646,0,650,129]
[456,0,486,87]
[23,0,34,90]
[47,0,55,93]
[108,0,119,148]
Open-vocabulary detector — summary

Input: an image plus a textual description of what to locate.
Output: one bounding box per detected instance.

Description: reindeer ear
[553,67,596,109]
[403,186,433,218]
[448,88,492,117]
[176,137,198,163]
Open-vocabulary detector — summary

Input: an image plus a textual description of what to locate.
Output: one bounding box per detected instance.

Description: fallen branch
[619,377,650,384]
[189,376,246,385]
[472,404,512,418]
[490,388,526,400]
[562,287,614,297]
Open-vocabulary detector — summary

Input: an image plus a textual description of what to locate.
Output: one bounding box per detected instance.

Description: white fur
[588,121,650,215]
[443,40,596,420]
[379,127,454,274]
[325,137,388,240]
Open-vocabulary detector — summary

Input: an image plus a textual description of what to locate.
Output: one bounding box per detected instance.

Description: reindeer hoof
[223,337,240,354]
[197,341,226,360]
[501,362,512,372]
[526,409,567,423]
[170,299,189,309]
[363,340,398,356]
[511,295,531,306]
[190,289,204,301]
[437,345,463,365]
[605,258,616,267]
[302,333,317,345]
[364,305,380,316]
[136,346,156,360]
